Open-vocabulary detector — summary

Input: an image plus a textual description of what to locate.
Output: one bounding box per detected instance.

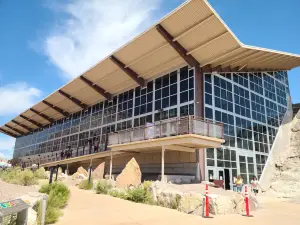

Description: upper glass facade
[204,71,289,183]
[14,66,195,162]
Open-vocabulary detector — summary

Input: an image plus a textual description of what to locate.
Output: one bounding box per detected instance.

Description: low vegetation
[0,167,39,186]
[78,179,94,190]
[35,182,70,224]
[95,180,112,194]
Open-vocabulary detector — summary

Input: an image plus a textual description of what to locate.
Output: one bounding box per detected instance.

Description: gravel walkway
[0,179,38,202]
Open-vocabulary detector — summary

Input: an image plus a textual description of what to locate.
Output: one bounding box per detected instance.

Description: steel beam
[155,24,199,67]
[0,128,17,138]
[12,120,33,132]
[20,115,43,128]
[42,100,70,117]
[79,76,112,100]
[30,108,55,123]
[110,55,146,87]
[58,90,88,110]
[5,124,25,135]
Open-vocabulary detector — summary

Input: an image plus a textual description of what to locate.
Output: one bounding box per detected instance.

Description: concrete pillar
[161,145,165,182]
[109,150,113,180]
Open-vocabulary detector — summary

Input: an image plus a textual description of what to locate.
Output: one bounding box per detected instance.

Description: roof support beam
[30,108,55,123]
[12,120,33,132]
[58,90,88,110]
[110,55,146,87]
[156,24,199,67]
[79,76,112,100]
[0,128,17,138]
[5,125,25,135]
[42,100,70,117]
[20,115,43,128]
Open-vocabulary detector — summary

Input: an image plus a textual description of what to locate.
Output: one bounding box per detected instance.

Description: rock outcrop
[116,158,141,188]
[77,166,88,177]
[93,162,105,180]
[268,110,300,198]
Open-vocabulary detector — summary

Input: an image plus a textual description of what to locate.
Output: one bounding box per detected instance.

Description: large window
[256,154,268,179]
[249,72,263,95]
[118,90,134,120]
[234,86,251,118]
[214,76,233,112]
[236,117,253,150]
[251,93,266,123]
[253,122,268,153]
[180,67,194,104]
[215,110,235,147]
[265,100,278,127]
[135,82,153,116]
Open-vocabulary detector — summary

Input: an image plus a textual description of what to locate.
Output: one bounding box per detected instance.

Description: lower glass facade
[204,71,289,187]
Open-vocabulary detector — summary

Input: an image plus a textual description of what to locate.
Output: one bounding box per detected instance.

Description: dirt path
[56,186,300,225]
[0,180,37,202]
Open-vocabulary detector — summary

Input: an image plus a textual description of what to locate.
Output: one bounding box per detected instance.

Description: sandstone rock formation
[93,162,105,180]
[77,166,88,177]
[268,110,300,199]
[116,157,141,188]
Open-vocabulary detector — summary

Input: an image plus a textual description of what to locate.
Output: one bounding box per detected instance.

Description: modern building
[1,0,300,188]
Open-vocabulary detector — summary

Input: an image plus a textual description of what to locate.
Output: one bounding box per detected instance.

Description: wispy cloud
[43,0,162,80]
[0,83,41,116]
[0,136,15,159]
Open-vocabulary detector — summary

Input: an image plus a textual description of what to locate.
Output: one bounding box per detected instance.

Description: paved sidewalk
[56,186,300,225]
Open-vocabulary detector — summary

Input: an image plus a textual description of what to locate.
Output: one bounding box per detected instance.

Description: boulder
[77,166,88,177]
[178,193,203,214]
[72,172,87,180]
[93,162,105,180]
[116,157,141,188]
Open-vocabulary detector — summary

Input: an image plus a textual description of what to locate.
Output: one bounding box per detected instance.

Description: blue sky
[0,0,299,159]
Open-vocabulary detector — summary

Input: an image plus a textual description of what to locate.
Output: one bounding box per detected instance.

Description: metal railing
[108,116,224,146]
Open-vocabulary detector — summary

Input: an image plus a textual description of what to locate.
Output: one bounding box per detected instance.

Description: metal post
[49,167,54,184]
[109,150,113,180]
[55,165,59,181]
[88,159,93,184]
[66,164,69,176]
[41,195,48,225]
[161,145,165,182]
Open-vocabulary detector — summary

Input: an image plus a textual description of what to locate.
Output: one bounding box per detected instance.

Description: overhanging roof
[2,0,300,138]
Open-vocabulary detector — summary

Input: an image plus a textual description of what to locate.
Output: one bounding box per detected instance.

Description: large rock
[77,166,88,177]
[116,157,141,188]
[178,193,203,214]
[93,162,105,180]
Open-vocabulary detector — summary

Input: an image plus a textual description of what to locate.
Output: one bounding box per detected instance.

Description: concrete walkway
[56,186,300,225]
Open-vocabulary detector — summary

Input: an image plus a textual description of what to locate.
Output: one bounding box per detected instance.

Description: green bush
[126,187,152,203]
[78,179,93,190]
[19,169,38,186]
[34,167,48,179]
[142,180,153,190]
[40,182,70,208]
[108,189,128,200]
[36,182,70,224]
[0,168,37,186]
[95,180,112,194]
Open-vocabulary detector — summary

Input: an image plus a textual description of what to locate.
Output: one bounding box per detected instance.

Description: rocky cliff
[267,110,300,198]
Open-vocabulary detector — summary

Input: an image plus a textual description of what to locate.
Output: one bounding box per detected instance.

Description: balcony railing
[108,116,224,146]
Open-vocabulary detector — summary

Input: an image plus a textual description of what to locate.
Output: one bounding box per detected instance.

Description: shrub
[19,169,38,186]
[126,187,152,203]
[108,189,128,200]
[142,180,153,190]
[0,168,37,186]
[78,179,93,190]
[36,182,70,224]
[34,167,48,179]
[95,180,112,194]
[39,182,70,208]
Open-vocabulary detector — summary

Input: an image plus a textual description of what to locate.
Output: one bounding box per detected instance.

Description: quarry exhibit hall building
[1,0,300,188]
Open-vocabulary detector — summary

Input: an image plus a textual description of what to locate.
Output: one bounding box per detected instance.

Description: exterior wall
[203,70,290,186]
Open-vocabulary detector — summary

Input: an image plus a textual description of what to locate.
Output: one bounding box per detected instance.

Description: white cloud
[44,0,162,79]
[0,83,41,116]
[0,136,15,159]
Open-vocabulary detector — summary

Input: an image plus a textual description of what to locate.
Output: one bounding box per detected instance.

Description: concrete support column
[161,145,165,182]
[109,150,113,180]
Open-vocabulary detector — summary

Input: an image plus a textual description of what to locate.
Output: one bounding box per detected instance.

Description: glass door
[238,155,255,184]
